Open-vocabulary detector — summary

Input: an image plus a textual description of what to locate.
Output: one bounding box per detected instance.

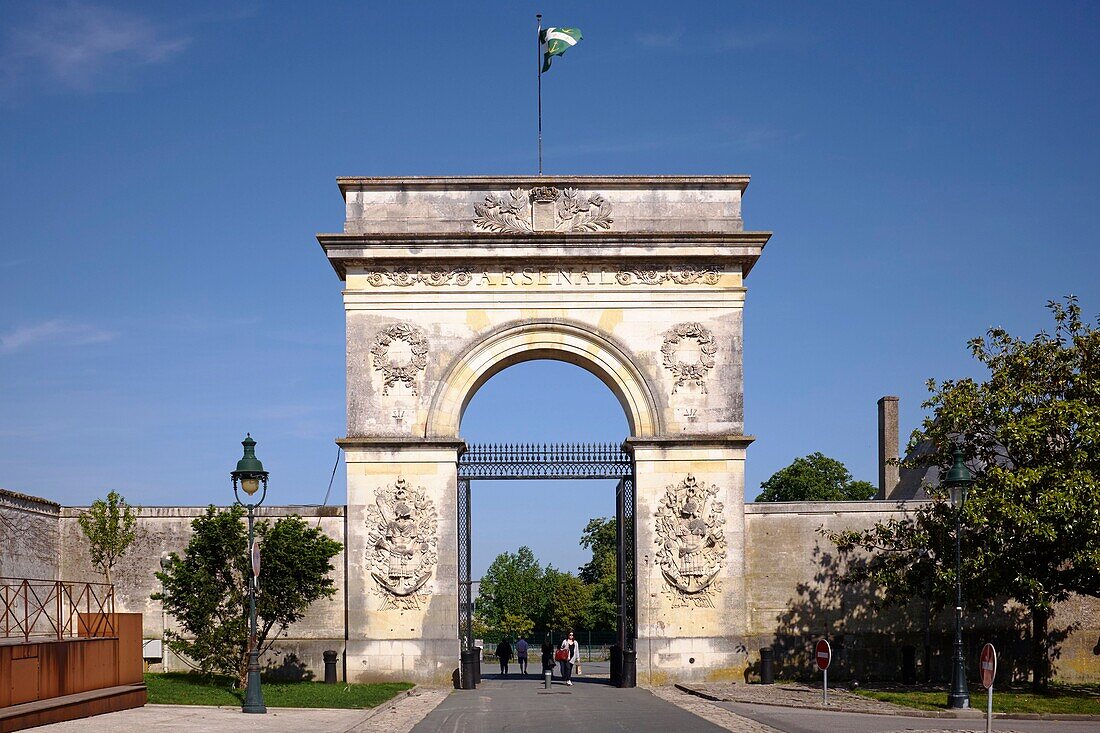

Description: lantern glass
[241,476,260,496]
[948,482,967,509]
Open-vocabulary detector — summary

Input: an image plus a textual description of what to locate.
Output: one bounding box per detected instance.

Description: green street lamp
[231,434,268,715]
[944,446,973,709]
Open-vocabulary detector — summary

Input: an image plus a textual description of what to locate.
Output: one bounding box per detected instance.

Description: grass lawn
[852,684,1100,715]
[144,672,413,709]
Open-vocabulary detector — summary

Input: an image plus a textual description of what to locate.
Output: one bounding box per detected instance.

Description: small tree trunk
[1030,607,1050,693]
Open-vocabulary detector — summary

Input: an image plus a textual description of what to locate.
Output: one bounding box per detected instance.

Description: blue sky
[1,2,1097,578]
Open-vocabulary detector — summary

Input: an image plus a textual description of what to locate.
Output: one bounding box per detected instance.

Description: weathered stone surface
[0,488,60,579]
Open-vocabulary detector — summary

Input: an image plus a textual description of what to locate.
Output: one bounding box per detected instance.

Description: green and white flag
[540,27,582,72]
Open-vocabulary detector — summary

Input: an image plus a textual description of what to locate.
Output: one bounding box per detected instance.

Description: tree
[77,491,138,585]
[475,546,545,633]
[827,297,1100,691]
[755,452,876,502]
[153,505,342,687]
[579,517,618,631]
[544,567,591,633]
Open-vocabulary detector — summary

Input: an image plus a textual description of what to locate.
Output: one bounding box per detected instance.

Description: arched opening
[427,321,660,439]
[456,358,636,687]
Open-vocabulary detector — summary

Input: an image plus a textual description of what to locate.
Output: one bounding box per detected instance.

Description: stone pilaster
[629,436,752,684]
[339,439,464,684]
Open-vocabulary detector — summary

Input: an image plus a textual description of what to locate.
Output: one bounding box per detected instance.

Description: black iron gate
[456,442,636,687]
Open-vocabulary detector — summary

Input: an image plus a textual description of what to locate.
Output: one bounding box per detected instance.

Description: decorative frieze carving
[370,324,428,395]
[364,269,473,287]
[661,322,718,393]
[358,265,720,288]
[654,474,726,608]
[366,477,438,611]
[473,187,613,233]
[616,268,720,286]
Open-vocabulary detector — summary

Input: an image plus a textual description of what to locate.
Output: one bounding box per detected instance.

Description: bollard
[459,649,478,689]
[620,649,637,688]
[544,668,552,689]
[323,650,339,684]
[759,647,774,684]
[473,647,481,685]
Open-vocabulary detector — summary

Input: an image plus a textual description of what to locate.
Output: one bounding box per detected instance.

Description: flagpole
[536,13,543,176]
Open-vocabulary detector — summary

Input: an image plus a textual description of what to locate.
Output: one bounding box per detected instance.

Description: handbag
[554,648,569,662]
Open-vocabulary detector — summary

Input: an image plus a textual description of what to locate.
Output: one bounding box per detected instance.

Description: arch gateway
[318,176,771,685]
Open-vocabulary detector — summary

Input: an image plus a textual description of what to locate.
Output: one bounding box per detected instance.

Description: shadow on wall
[264,653,315,682]
[767,542,1074,685]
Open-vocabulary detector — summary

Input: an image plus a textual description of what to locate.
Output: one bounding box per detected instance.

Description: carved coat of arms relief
[473,187,612,233]
[365,477,438,610]
[654,474,727,608]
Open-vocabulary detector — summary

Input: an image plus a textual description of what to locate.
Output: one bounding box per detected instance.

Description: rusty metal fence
[0,577,115,642]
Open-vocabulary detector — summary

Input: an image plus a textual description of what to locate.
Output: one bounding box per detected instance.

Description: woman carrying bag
[556,630,579,685]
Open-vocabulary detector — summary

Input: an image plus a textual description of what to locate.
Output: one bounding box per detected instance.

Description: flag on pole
[540,27,582,72]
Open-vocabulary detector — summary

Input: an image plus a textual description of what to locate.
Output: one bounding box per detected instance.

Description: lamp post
[944,447,973,709]
[231,433,268,714]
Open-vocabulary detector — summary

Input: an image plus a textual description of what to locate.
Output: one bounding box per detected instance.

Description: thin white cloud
[717,30,777,51]
[635,30,683,49]
[1,2,189,93]
[0,320,115,355]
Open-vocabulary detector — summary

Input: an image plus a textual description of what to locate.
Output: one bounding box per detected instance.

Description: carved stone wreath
[661,322,718,393]
[654,474,726,608]
[370,324,428,395]
[473,187,612,233]
[365,477,438,611]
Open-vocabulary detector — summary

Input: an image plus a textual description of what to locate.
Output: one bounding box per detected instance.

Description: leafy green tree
[828,297,1100,691]
[544,567,591,632]
[500,612,534,640]
[579,517,618,630]
[475,546,545,632]
[78,490,138,585]
[755,452,876,502]
[153,506,342,687]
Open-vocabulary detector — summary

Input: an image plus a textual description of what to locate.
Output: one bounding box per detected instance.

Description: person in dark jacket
[496,638,513,676]
[541,634,554,679]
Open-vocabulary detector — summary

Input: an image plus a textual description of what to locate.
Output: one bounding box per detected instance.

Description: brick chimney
[877,396,900,500]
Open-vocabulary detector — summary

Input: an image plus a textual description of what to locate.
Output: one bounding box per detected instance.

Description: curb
[673,684,1100,722]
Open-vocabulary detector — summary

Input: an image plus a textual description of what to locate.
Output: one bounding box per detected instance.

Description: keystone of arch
[427,320,661,439]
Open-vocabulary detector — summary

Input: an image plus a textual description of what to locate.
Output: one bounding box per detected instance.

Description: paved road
[719,700,1099,733]
[412,667,731,733]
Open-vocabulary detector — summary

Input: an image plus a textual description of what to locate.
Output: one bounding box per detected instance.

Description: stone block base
[636,636,750,686]
[345,638,459,685]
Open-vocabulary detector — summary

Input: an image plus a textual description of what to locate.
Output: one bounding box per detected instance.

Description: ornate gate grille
[456,442,636,657]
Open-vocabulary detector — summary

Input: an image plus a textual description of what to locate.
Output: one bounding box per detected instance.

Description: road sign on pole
[251,541,261,579]
[980,643,997,733]
[815,639,831,705]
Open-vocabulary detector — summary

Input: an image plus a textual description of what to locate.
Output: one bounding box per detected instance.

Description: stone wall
[0,488,60,580]
[743,501,1100,684]
[58,505,347,681]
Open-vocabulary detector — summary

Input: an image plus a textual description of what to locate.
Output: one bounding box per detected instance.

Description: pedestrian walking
[516,636,529,674]
[541,634,555,680]
[558,630,579,685]
[496,638,513,676]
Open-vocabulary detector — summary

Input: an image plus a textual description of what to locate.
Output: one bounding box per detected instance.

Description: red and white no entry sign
[980,643,997,689]
[815,639,831,671]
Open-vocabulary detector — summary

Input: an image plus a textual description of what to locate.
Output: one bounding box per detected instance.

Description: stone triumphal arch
[318,176,770,685]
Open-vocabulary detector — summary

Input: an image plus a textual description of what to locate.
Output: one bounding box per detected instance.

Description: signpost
[251,541,261,579]
[815,639,832,705]
[980,643,997,733]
